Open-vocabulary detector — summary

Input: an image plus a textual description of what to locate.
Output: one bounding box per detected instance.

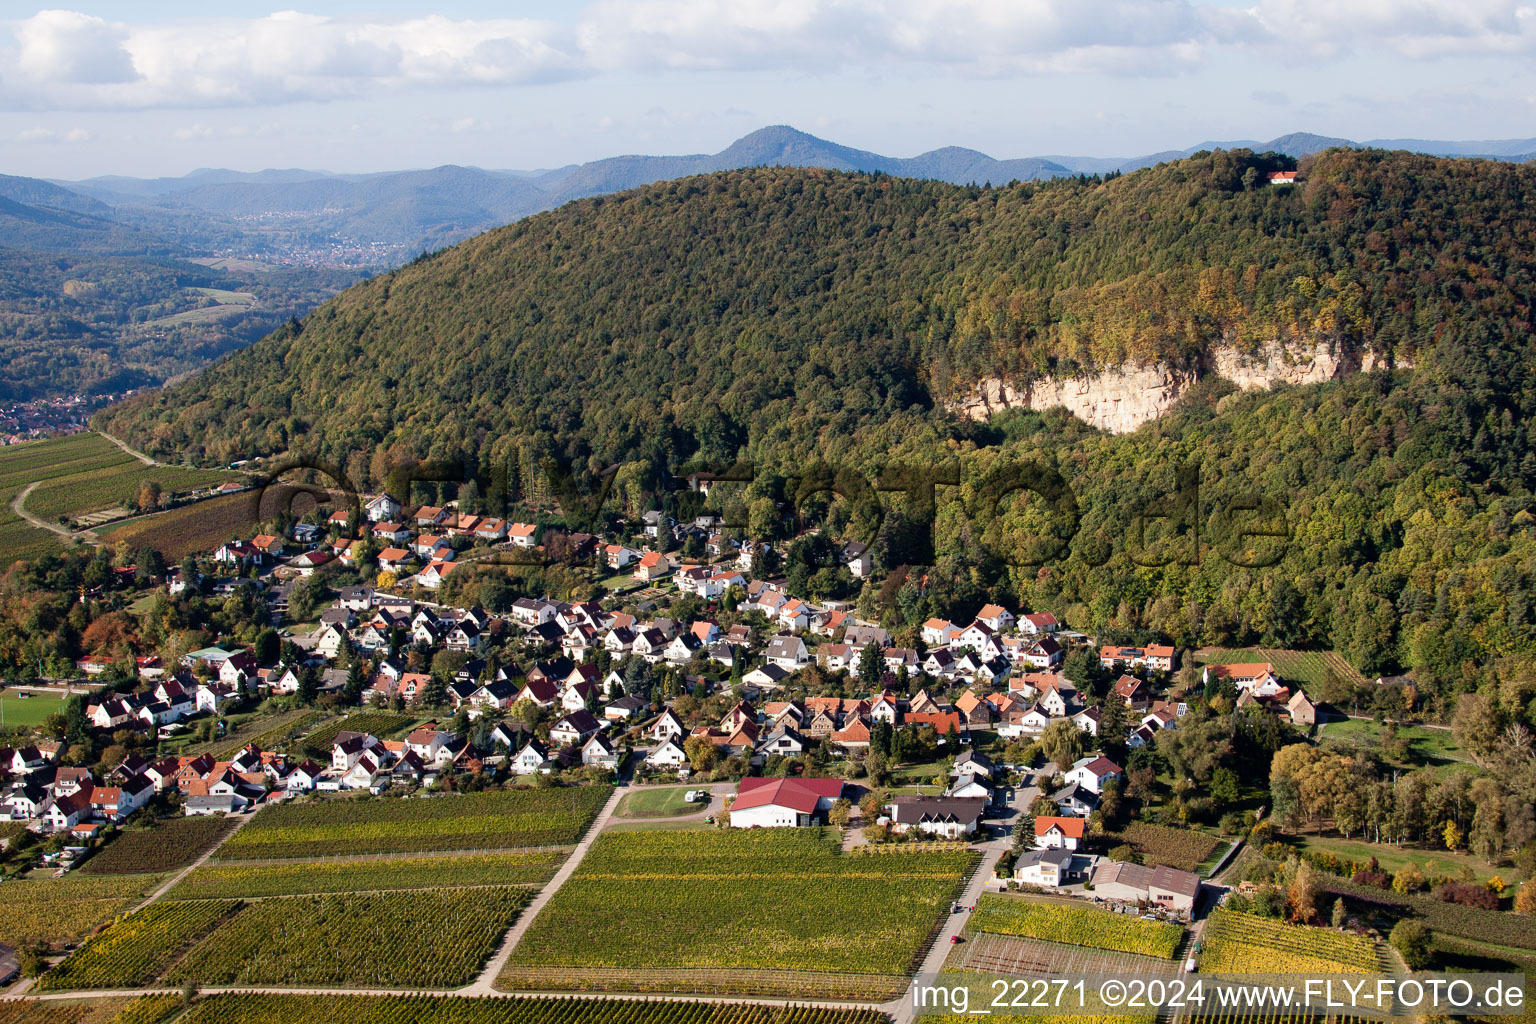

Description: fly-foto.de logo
[245,453,1290,571]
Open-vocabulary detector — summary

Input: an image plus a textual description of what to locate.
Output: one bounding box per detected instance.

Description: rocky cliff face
[947,342,1404,433]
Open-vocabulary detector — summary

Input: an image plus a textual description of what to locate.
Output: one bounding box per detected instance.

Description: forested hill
[94,148,1536,702]
[100,147,1533,474]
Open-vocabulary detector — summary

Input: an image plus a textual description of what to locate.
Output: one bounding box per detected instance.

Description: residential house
[1034,815,1086,851]
[886,796,987,839]
[1065,755,1123,794]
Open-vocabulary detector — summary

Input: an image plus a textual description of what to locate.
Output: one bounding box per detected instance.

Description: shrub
[1432,882,1499,910]
[1391,866,1426,893]
[1389,919,1433,969]
[1352,869,1391,889]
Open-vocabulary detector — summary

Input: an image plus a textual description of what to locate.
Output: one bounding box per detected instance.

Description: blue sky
[2,1,1534,179]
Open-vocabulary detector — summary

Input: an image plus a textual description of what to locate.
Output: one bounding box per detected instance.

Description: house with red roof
[730,776,845,828]
[1034,815,1086,851]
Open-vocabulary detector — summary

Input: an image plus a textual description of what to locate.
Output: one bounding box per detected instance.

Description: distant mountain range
[0,125,1530,265]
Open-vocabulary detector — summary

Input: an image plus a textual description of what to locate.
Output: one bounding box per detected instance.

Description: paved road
[888,838,1009,1024]
[464,784,626,995]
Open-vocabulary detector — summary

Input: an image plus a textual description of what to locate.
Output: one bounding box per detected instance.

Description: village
[0,488,1331,933]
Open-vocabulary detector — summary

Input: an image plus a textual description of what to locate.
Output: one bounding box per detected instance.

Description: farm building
[730,776,844,828]
[1089,861,1201,915]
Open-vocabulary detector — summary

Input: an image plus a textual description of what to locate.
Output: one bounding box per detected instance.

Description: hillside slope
[100,147,1529,468]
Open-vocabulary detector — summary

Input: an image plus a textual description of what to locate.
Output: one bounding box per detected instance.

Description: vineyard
[80,816,239,875]
[215,787,609,860]
[1187,1010,1375,1024]
[299,712,420,756]
[0,997,181,1024]
[1104,823,1222,873]
[1197,909,1379,974]
[950,931,1182,978]
[0,872,168,950]
[968,896,1184,958]
[38,899,240,990]
[98,492,259,561]
[42,887,530,989]
[203,707,325,759]
[502,828,974,996]
[164,886,531,987]
[167,849,565,899]
[173,994,889,1024]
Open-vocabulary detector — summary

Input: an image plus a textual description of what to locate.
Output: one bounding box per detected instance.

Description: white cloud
[1247,0,1536,59]
[15,125,90,142]
[1,1,1535,112]
[0,10,586,110]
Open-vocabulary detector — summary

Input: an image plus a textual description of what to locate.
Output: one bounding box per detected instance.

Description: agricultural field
[38,899,241,990]
[1194,647,1364,689]
[215,787,609,860]
[299,711,419,756]
[97,492,254,561]
[1105,822,1223,874]
[101,481,339,561]
[0,871,168,950]
[0,997,182,1024]
[0,687,67,728]
[501,827,975,999]
[968,895,1184,958]
[0,432,239,564]
[80,815,238,875]
[144,286,256,328]
[164,887,530,988]
[167,849,565,899]
[1197,909,1379,974]
[174,994,889,1024]
[1297,834,1507,884]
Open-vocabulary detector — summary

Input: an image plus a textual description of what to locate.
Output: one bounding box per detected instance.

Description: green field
[216,787,610,860]
[614,786,703,818]
[1194,647,1365,688]
[0,688,68,727]
[501,827,975,998]
[143,287,256,328]
[1296,833,1512,884]
[1315,716,1470,767]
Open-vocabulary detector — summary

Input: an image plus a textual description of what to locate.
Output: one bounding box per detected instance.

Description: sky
[2,0,1535,180]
